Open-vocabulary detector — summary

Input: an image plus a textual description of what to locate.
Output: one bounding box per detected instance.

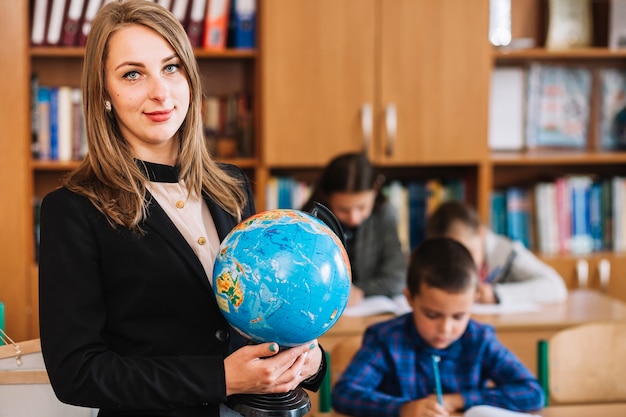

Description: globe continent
[213,209,352,347]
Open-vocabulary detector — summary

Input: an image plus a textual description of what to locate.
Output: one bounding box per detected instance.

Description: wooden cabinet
[260,0,490,167]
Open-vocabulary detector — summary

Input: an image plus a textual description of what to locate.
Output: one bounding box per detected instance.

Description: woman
[38,2,325,416]
[302,152,407,306]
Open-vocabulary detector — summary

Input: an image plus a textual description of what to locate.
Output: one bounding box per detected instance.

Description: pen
[486,249,517,284]
[431,354,443,405]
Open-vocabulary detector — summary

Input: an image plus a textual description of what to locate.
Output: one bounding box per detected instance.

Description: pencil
[431,354,443,405]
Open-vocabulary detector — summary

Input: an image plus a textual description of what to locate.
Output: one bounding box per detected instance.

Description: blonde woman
[38,2,325,416]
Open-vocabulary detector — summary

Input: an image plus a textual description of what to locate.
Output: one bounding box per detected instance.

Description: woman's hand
[224,341,321,396]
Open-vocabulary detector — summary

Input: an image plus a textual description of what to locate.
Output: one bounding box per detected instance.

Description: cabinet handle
[385,104,397,157]
[576,259,589,288]
[361,103,373,154]
[598,259,611,293]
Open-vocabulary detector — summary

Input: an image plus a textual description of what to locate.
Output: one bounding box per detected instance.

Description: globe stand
[227,388,311,417]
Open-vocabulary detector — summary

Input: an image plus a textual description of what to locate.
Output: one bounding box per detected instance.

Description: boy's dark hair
[425,200,481,238]
[301,152,385,212]
[406,237,478,296]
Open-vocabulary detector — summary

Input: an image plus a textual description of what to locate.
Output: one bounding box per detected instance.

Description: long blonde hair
[65,0,246,230]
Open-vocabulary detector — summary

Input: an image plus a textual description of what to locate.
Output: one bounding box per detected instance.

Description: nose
[344,211,362,228]
[149,75,168,101]
[440,318,454,334]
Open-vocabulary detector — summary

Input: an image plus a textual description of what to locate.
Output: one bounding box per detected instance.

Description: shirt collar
[405,314,464,360]
[136,160,180,183]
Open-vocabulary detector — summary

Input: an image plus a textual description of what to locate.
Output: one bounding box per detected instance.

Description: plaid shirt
[332,314,544,417]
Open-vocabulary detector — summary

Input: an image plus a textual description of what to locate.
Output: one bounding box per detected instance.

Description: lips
[144,109,173,122]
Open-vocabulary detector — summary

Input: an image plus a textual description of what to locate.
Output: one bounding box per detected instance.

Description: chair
[318,336,363,414]
[537,321,626,406]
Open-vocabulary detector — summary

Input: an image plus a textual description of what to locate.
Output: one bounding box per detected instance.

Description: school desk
[312,403,626,417]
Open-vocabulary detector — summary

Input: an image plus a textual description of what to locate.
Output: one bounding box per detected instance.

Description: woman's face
[327,190,376,228]
[105,24,190,164]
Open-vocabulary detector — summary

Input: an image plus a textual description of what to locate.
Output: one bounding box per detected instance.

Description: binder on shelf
[488,67,525,151]
[609,0,626,49]
[46,0,68,46]
[170,0,190,27]
[31,0,50,46]
[525,64,591,149]
[203,0,230,50]
[186,0,207,47]
[36,86,52,161]
[60,0,86,46]
[77,0,102,46]
[57,86,73,161]
[228,0,256,49]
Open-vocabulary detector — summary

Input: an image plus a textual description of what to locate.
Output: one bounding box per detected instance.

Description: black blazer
[39,163,325,417]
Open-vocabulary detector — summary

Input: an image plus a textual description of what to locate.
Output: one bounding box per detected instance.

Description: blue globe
[213,209,352,347]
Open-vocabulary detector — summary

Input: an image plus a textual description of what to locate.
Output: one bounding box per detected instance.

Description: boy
[426,200,567,306]
[331,238,544,417]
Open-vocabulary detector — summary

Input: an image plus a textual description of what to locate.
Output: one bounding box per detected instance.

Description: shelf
[30,47,257,59]
[490,150,626,166]
[493,47,626,61]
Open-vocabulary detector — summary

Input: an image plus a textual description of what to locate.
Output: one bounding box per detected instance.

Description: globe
[212,209,352,347]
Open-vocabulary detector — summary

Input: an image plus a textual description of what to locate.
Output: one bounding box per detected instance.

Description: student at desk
[302,152,407,306]
[331,238,544,417]
[426,200,568,306]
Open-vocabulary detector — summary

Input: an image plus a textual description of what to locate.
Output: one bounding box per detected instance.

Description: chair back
[538,321,626,405]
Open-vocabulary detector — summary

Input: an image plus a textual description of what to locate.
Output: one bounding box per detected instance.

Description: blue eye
[164,64,180,73]
[123,70,140,80]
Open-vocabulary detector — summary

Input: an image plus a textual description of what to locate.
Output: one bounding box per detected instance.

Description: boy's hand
[400,395,449,417]
[476,283,497,304]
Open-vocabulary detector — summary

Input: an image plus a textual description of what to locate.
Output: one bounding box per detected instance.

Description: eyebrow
[114,54,180,71]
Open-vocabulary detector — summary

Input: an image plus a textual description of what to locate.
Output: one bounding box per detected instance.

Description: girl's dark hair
[425,200,481,238]
[302,152,385,211]
[406,237,478,296]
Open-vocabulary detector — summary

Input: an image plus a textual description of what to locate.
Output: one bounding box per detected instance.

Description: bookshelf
[4,0,626,343]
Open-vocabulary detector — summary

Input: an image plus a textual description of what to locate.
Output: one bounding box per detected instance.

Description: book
[407,181,427,250]
[60,0,85,46]
[609,0,626,49]
[57,86,73,161]
[490,189,507,236]
[31,0,50,46]
[589,180,604,252]
[77,0,102,46]
[31,74,40,159]
[385,181,410,255]
[525,64,591,149]
[203,0,230,50]
[598,68,626,150]
[342,295,411,317]
[170,0,190,27]
[36,86,52,160]
[545,0,592,50]
[185,0,207,47]
[228,0,256,49]
[488,67,525,150]
[555,177,572,253]
[49,87,59,160]
[505,187,530,248]
[534,182,559,255]
[568,175,593,254]
[46,0,68,46]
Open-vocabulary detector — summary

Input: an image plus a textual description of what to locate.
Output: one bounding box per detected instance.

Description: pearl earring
[104,100,112,112]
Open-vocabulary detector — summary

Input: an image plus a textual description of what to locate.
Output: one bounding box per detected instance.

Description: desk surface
[539,403,626,417]
[321,403,626,417]
[326,289,626,337]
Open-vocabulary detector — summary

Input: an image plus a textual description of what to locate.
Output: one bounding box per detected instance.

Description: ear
[403,287,413,305]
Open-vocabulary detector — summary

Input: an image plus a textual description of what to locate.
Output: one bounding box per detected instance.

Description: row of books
[264,176,469,254]
[32,83,87,162]
[203,92,254,158]
[30,0,256,50]
[489,64,626,151]
[491,176,626,256]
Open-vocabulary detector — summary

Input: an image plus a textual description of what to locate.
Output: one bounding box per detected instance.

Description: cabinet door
[593,255,626,303]
[376,0,490,165]
[261,0,376,166]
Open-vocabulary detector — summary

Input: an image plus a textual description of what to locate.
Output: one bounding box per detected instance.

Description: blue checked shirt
[331,314,544,417]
